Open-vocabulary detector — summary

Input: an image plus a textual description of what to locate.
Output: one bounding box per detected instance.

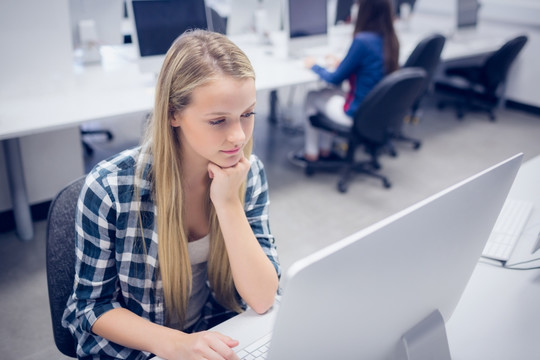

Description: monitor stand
[393,310,452,360]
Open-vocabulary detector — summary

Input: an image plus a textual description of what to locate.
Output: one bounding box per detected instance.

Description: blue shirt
[62,146,280,359]
[311,32,384,117]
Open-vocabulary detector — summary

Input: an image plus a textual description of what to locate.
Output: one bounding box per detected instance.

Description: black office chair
[305,67,427,192]
[80,126,114,156]
[434,35,528,121]
[392,33,446,150]
[46,176,86,358]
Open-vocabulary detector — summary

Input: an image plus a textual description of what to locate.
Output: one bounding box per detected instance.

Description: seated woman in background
[63,29,280,360]
[294,0,400,163]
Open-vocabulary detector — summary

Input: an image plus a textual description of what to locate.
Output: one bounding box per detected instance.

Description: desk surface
[0,11,517,142]
[446,154,540,360]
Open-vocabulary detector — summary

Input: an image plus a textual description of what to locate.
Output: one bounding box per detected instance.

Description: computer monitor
[456,0,481,30]
[266,154,522,359]
[128,0,210,74]
[69,0,124,48]
[225,0,283,37]
[262,0,284,33]
[225,0,258,35]
[69,0,124,63]
[284,0,328,57]
[335,0,355,25]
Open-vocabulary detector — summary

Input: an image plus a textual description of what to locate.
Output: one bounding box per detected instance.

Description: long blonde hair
[138,30,255,326]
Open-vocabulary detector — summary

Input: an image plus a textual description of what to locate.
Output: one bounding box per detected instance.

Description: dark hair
[354,0,400,73]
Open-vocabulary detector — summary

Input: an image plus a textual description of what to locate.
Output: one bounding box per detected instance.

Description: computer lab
[1,0,540,359]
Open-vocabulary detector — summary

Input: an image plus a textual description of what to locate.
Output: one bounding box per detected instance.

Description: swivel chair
[46,176,86,358]
[81,126,114,156]
[306,67,427,193]
[434,35,528,121]
[393,33,446,150]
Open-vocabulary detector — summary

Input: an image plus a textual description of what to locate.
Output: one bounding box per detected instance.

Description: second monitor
[128,0,210,74]
[285,0,329,57]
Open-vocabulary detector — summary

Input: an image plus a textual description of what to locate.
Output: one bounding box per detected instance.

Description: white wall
[479,0,540,27]
[0,0,85,211]
[0,0,74,98]
[415,0,540,26]
[415,0,540,108]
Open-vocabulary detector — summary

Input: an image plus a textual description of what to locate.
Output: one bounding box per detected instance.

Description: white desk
[0,39,319,240]
[446,154,540,359]
[0,19,517,240]
[185,154,540,360]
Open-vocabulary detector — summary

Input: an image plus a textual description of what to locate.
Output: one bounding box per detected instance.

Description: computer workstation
[149,153,540,359]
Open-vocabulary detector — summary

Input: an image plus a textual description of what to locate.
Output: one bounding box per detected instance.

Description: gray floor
[2,90,540,360]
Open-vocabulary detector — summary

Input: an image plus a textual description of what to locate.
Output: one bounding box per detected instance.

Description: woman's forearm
[215,201,279,314]
[91,308,181,359]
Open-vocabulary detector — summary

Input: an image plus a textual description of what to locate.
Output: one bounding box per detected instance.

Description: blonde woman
[63,30,280,360]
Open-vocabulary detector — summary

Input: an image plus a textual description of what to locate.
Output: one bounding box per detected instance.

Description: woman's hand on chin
[207,157,250,208]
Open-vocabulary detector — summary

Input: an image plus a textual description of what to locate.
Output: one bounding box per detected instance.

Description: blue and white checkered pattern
[62,147,280,359]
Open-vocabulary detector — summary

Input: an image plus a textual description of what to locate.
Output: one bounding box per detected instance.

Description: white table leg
[2,138,34,241]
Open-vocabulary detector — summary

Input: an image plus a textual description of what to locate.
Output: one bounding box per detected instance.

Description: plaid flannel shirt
[62,147,280,359]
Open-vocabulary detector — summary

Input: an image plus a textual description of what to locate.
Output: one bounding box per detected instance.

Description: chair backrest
[403,33,446,86]
[481,35,528,92]
[46,176,86,358]
[354,67,427,143]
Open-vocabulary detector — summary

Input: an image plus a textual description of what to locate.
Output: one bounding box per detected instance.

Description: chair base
[300,154,392,193]
[81,129,114,156]
[434,82,499,121]
[391,132,422,151]
[436,98,497,121]
[336,161,392,193]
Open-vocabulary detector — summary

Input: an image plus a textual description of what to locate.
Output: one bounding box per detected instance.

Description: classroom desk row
[0,12,516,240]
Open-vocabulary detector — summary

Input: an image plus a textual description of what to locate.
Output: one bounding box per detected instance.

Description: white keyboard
[236,333,272,360]
[482,199,534,261]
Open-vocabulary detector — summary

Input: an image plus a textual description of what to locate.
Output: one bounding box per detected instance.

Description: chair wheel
[337,180,348,193]
[383,180,392,189]
[413,142,421,150]
[304,166,314,176]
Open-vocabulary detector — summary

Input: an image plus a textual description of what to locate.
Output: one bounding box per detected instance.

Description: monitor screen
[335,0,355,24]
[288,0,327,39]
[457,0,480,29]
[130,0,209,57]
